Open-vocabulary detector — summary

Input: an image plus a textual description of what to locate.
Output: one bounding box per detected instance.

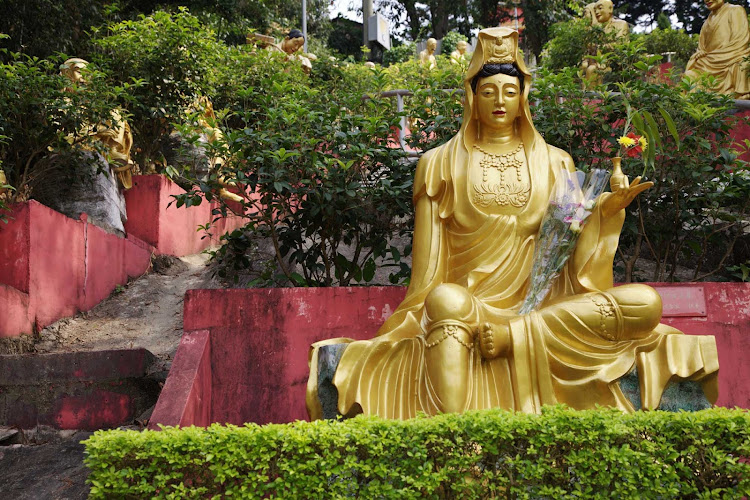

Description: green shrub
[173,54,413,287]
[84,406,750,498]
[636,28,698,69]
[0,47,133,207]
[440,31,468,59]
[91,8,227,169]
[532,61,750,282]
[383,42,416,66]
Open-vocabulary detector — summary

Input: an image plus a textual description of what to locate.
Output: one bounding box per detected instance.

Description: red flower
[624,132,643,158]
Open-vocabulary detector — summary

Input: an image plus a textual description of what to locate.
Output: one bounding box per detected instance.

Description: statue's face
[705,0,724,11]
[594,0,614,23]
[283,36,305,54]
[427,38,437,51]
[475,73,521,130]
[457,41,467,53]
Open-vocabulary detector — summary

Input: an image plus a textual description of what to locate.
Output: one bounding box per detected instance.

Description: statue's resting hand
[600,169,653,218]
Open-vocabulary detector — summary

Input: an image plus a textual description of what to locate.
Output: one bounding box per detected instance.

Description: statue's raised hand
[600,160,653,218]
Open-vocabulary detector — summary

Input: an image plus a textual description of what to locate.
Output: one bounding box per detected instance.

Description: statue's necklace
[474,142,524,183]
[472,143,529,208]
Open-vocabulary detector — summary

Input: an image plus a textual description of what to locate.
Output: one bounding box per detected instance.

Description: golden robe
[686,2,750,97]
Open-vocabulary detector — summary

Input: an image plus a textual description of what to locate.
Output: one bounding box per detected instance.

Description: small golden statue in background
[61,58,135,189]
[685,0,750,98]
[420,38,438,69]
[274,29,313,75]
[583,2,600,26]
[580,0,630,88]
[308,27,718,420]
[188,96,243,203]
[450,40,470,65]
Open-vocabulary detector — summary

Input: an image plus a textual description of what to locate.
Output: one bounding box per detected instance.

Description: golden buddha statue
[583,2,600,26]
[307,27,719,419]
[60,58,135,189]
[450,40,470,65]
[420,38,438,69]
[189,96,243,203]
[685,0,750,99]
[273,29,312,75]
[581,0,630,88]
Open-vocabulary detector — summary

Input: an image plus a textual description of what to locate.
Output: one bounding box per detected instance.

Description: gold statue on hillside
[450,40,470,65]
[581,0,630,87]
[189,96,243,203]
[273,29,313,75]
[685,0,750,98]
[307,27,718,419]
[61,58,135,189]
[420,38,438,69]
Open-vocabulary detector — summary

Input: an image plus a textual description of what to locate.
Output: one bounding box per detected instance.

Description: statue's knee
[424,284,474,323]
[610,284,662,335]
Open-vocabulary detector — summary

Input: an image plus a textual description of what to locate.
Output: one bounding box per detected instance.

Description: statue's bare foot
[478,320,511,359]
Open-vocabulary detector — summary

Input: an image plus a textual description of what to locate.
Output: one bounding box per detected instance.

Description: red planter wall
[0,202,152,337]
[124,175,245,257]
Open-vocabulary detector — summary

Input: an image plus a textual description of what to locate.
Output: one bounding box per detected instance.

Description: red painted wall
[0,201,152,337]
[0,349,158,430]
[153,283,750,429]
[124,175,245,257]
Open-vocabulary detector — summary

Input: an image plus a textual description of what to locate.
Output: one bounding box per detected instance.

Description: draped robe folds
[686,3,750,97]
[306,131,719,420]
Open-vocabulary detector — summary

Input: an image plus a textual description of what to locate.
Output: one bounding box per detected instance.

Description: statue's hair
[287,29,304,40]
[470,63,525,95]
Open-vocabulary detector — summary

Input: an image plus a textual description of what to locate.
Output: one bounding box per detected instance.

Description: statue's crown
[485,35,516,64]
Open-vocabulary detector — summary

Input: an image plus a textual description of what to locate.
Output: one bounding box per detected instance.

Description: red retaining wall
[150,283,750,429]
[124,175,245,257]
[0,201,152,337]
[0,349,159,430]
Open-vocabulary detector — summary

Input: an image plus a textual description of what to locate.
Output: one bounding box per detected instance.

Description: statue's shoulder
[546,144,575,166]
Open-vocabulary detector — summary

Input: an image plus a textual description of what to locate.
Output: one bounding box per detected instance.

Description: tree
[377,0,472,41]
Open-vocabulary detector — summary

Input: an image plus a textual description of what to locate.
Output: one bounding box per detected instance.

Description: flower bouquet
[518,167,610,315]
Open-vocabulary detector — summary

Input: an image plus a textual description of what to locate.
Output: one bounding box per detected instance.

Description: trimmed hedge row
[84,406,750,498]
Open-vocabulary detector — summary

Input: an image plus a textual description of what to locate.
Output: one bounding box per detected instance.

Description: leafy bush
[383,42,416,66]
[0,47,132,206]
[173,55,414,286]
[84,406,750,498]
[91,9,227,169]
[532,60,750,282]
[440,31,468,59]
[636,27,698,69]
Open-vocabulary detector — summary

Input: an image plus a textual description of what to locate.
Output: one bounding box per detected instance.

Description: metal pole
[302,0,308,52]
[363,0,373,59]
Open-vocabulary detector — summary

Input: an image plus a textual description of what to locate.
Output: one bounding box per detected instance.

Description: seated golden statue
[271,29,312,75]
[420,38,438,69]
[450,40,470,65]
[307,27,718,419]
[583,2,600,25]
[61,58,135,190]
[685,0,750,99]
[581,0,629,88]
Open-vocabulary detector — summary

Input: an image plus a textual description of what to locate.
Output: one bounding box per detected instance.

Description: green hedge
[83,406,750,498]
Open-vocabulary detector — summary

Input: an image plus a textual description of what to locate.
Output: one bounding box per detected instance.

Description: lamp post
[302,0,308,52]
[363,0,373,59]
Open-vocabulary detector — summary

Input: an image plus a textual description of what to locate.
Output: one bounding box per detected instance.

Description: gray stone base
[618,368,712,412]
[317,344,349,420]
[37,153,127,236]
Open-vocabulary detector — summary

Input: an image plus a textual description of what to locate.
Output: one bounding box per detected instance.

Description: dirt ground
[33,253,220,372]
